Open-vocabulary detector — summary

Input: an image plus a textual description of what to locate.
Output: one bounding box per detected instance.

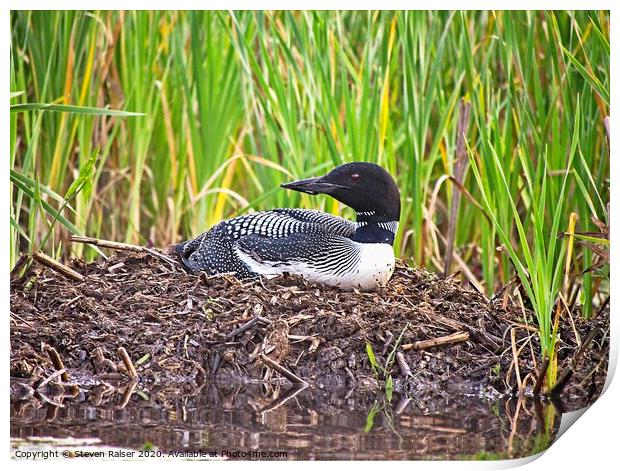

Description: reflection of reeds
[10,11,609,374]
[9,384,559,459]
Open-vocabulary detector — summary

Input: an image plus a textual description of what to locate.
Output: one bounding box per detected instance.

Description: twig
[395,396,411,415]
[533,355,550,397]
[36,392,65,408]
[510,322,539,334]
[259,384,308,414]
[464,325,502,353]
[70,235,146,252]
[69,235,177,265]
[444,99,472,276]
[144,247,177,266]
[33,252,84,282]
[117,347,138,379]
[396,352,413,377]
[401,331,469,351]
[118,382,137,408]
[35,368,67,390]
[211,353,221,376]
[429,314,501,353]
[550,327,601,397]
[259,353,308,386]
[507,397,524,457]
[225,316,260,340]
[426,193,487,295]
[10,311,35,330]
[510,328,523,393]
[381,330,394,356]
[45,346,70,382]
[549,369,573,399]
[596,296,610,318]
[433,314,463,331]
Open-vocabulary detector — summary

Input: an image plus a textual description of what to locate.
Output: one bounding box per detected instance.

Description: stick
[70,235,146,252]
[225,316,260,340]
[69,235,177,265]
[117,347,138,379]
[533,355,550,397]
[395,396,411,415]
[510,328,523,393]
[259,384,308,414]
[466,327,502,353]
[444,99,472,276]
[118,382,137,409]
[549,327,601,397]
[396,351,413,377]
[434,314,501,353]
[45,346,70,382]
[596,296,610,318]
[36,368,67,390]
[259,353,308,386]
[401,331,469,351]
[144,247,178,266]
[33,252,84,282]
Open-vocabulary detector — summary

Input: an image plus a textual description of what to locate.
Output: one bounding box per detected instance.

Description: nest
[10,250,608,410]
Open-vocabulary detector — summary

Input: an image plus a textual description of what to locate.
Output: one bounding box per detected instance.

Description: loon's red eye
[350,173,360,182]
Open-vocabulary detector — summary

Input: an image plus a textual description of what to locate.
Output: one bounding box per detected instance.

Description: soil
[10,250,609,411]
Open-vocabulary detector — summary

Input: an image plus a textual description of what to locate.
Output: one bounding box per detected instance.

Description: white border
[2,1,618,9]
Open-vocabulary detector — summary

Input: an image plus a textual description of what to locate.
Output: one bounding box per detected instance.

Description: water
[10,380,559,460]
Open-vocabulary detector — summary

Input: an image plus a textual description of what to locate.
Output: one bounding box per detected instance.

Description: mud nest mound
[10,251,608,409]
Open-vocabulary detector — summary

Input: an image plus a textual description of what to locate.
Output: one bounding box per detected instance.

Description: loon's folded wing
[233,231,360,276]
[176,209,356,276]
[270,208,356,238]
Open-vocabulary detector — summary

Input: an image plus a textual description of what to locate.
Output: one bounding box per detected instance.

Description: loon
[174,162,400,291]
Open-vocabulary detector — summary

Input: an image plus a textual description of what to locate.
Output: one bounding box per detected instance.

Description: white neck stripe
[355,220,399,234]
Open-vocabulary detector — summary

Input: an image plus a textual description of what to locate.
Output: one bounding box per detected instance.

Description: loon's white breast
[235,240,395,291]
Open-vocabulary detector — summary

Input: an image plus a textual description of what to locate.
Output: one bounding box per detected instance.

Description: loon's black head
[281,162,400,222]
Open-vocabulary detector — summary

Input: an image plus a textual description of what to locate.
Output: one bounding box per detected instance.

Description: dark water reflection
[11,381,559,460]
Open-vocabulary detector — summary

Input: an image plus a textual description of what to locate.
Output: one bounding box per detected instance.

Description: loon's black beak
[281,176,348,195]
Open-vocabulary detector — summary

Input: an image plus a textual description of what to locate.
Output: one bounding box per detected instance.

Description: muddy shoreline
[10,251,608,410]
